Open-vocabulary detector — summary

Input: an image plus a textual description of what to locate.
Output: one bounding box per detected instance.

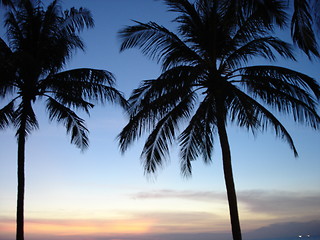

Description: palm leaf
[119,79,194,153]
[179,97,215,177]
[0,38,16,98]
[128,65,201,114]
[291,0,319,58]
[119,20,202,70]
[240,65,320,99]
[0,101,15,129]
[119,65,200,155]
[46,97,89,150]
[223,37,295,69]
[141,90,196,175]
[43,69,127,108]
[14,101,39,137]
[229,87,299,156]
[62,6,94,34]
[227,85,260,132]
[239,66,320,128]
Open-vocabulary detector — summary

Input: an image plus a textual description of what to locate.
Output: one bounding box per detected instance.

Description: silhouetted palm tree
[0,1,126,240]
[118,1,320,240]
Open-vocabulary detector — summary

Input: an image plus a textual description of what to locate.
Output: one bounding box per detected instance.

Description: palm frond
[179,97,215,177]
[163,0,203,34]
[44,93,94,115]
[239,66,320,128]
[0,100,15,129]
[119,20,202,70]
[62,6,94,34]
[141,90,196,175]
[46,97,89,150]
[4,10,24,51]
[119,65,199,154]
[291,0,319,58]
[118,84,193,154]
[41,1,63,41]
[240,65,320,99]
[14,101,39,137]
[128,65,201,115]
[243,0,288,28]
[43,69,127,108]
[223,37,295,69]
[0,38,16,98]
[229,87,299,156]
[227,84,260,132]
[163,0,196,15]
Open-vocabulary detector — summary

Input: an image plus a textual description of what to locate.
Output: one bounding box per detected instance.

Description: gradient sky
[0,1,320,240]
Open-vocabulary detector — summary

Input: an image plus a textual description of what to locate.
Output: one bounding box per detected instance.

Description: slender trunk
[217,113,242,240]
[16,123,26,240]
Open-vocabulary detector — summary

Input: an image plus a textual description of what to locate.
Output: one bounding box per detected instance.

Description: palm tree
[0,1,126,240]
[117,1,320,240]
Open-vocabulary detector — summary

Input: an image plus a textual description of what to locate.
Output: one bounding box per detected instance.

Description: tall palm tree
[0,1,126,240]
[117,0,320,240]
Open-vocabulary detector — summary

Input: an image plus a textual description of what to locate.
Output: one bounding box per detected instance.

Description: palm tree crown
[0,1,126,240]
[0,0,126,146]
[118,0,320,240]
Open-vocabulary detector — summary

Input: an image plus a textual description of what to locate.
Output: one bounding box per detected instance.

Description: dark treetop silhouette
[0,1,127,240]
[118,1,320,240]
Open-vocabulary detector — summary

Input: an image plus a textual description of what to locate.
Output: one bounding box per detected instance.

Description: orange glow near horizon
[0,215,231,238]
[28,219,154,236]
[0,218,155,237]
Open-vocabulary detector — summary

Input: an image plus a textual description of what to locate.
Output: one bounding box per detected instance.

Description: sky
[0,1,320,240]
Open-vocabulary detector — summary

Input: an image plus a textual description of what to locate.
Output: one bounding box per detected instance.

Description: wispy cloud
[131,189,227,202]
[131,189,320,221]
[238,190,320,221]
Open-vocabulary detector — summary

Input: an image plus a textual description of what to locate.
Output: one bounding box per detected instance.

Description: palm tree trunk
[16,124,26,240]
[217,113,242,240]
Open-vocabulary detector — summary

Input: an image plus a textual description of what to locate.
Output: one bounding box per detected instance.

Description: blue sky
[0,1,320,240]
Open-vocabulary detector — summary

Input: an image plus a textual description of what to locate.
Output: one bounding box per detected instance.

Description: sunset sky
[0,1,320,240]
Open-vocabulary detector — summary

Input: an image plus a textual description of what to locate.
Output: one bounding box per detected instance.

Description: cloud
[238,190,320,220]
[131,189,227,202]
[131,189,320,221]
[129,188,320,233]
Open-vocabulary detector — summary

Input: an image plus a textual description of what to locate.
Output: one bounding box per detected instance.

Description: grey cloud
[238,190,320,219]
[131,189,227,202]
[131,189,320,221]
